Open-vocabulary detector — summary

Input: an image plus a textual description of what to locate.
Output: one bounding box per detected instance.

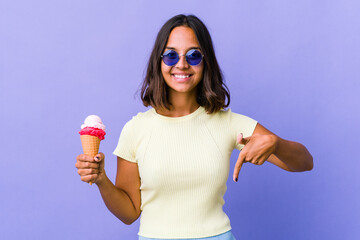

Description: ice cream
[79,115,106,140]
[79,115,106,184]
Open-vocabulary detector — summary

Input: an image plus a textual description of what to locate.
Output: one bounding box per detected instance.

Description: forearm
[95,172,140,225]
[273,136,313,172]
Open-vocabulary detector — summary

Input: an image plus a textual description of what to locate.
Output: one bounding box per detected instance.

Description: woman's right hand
[75,152,106,185]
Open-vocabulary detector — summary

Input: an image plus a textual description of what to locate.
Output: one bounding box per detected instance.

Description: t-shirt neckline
[151,106,205,122]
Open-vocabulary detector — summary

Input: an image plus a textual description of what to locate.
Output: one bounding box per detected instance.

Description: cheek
[161,62,172,76]
[195,64,204,79]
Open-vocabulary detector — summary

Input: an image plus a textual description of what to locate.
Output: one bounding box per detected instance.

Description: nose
[175,55,189,69]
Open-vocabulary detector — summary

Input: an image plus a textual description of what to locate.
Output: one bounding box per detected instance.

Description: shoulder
[121,108,155,133]
[206,108,252,122]
[207,108,257,133]
[126,108,154,124]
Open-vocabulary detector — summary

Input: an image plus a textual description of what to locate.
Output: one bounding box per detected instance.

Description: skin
[233,125,313,182]
[75,25,313,225]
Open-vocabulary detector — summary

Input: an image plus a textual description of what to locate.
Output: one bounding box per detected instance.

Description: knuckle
[265,134,273,142]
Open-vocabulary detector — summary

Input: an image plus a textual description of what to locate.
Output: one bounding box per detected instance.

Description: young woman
[75,14,313,240]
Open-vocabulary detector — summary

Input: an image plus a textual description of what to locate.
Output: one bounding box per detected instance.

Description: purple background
[1,0,359,239]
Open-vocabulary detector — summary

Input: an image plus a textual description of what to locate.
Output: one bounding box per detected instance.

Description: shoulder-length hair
[140,14,230,114]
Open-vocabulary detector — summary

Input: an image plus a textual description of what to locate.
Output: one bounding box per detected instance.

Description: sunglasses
[161,49,204,66]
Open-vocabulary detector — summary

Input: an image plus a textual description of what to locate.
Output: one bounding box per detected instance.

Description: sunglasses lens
[186,49,203,65]
[162,49,203,66]
[162,50,179,66]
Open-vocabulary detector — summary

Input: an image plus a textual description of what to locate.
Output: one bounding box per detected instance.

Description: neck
[157,91,200,117]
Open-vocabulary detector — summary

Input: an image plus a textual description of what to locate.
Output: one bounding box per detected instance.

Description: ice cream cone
[80,135,100,185]
[80,135,100,157]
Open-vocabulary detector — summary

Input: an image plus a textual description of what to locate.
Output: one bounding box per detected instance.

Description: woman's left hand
[233,133,278,182]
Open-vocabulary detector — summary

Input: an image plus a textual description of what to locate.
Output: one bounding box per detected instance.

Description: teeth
[174,74,190,79]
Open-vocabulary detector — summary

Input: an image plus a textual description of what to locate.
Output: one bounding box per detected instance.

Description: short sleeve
[229,110,258,151]
[113,119,138,163]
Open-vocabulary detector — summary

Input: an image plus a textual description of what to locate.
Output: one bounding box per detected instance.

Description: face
[161,26,204,97]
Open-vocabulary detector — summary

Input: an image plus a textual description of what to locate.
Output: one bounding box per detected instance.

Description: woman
[75,14,313,240]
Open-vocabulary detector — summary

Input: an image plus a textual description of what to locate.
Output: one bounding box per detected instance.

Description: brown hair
[140,14,230,114]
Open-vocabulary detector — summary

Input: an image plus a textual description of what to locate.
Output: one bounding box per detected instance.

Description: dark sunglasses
[161,49,204,66]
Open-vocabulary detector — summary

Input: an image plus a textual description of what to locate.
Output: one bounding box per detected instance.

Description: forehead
[166,26,200,50]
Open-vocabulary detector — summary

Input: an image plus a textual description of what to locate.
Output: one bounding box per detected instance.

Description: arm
[253,123,313,172]
[76,154,141,225]
[233,123,313,181]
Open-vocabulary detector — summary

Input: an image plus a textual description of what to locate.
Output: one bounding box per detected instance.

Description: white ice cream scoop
[81,115,106,130]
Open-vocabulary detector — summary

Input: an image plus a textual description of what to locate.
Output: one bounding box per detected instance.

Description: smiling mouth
[172,74,193,79]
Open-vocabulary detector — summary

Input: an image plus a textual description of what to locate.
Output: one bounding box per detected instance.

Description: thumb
[237,133,250,145]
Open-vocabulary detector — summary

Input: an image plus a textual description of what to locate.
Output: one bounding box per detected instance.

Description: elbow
[123,219,135,225]
[122,217,137,225]
[297,155,314,172]
[304,153,314,171]
[307,156,314,171]
[287,155,313,172]
[122,211,141,225]
[296,143,314,172]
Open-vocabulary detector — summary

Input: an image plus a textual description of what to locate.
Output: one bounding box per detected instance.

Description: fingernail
[94,157,99,161]
[235,178,238,182]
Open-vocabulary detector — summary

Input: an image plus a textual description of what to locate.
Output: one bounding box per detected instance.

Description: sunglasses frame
[161,49,204,66]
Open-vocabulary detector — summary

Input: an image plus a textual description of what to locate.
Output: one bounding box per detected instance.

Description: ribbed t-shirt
[113,106,257,239]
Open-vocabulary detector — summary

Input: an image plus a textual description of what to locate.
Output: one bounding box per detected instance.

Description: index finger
[233,150,246,182]
[76,154,97,162]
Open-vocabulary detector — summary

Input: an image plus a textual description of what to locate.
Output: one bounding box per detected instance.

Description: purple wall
[1,0,359,239]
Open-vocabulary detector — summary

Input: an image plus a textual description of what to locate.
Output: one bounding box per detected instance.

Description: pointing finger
[233,150,246,182]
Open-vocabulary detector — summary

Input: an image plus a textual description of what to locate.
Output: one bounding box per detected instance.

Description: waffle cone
[80,135,100,157]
